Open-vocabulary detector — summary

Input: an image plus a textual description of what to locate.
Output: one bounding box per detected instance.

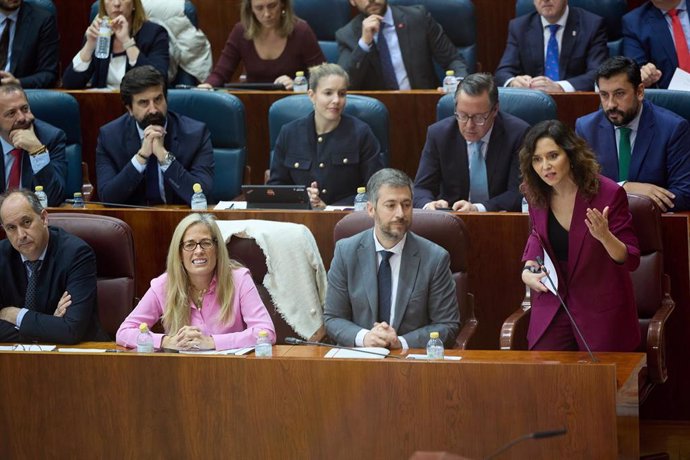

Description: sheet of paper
[324,205,353,211]
[668,67,690,92]
[0,345,56,352]
[214,201,247,210]
[540,249,559,295]
[57,348,108,353]
[324,347,389,359]
[178,347,254,355]
[406,354,462,360]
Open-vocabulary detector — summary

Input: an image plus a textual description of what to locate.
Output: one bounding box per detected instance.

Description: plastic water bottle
[354,187,368,211]
[34,186,48,209]
[443,70,458,94]
[293,71,308,92]
[191,183,207,210]
[255,330,272,357]
[94,18,112,60]
[426,331,444,360]
[521,196,529,213]
[72,192,85,208]
[136,323,154,353]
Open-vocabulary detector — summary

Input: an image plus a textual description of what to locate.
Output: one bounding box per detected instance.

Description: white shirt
[0,7,20,72]
[658,0,690,52]
[129,118,170,203]
[2,136,50,188]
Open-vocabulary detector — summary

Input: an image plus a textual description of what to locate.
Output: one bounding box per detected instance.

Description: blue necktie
[469,141,489,203]
[377,250,394,323]
[377,24,398,90]
[24,260,42,311]
[145,156,162,204]
[544,24,560,81]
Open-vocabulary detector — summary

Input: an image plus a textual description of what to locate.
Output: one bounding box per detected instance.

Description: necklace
[192,286,208,309]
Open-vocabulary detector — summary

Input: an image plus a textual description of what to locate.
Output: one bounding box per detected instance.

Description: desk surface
[0,345,644,459]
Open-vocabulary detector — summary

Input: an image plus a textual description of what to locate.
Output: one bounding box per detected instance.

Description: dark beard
[136,112,166,129]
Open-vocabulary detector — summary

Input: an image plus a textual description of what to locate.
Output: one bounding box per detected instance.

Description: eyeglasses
[181,239,216,252]
[454,107,495,125]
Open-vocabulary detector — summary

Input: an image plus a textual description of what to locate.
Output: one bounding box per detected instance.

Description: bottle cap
[73,192,82,197]
[445,70,455,76]
[139,323,149,333]
[193,183,202,193]
[295,71,304,77]
[357,187,366,194]
[430,331,440,339]
[35,186,44,192]
[258,330,268,337]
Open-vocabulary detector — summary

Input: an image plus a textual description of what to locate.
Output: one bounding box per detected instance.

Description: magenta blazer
[522,175,641,352]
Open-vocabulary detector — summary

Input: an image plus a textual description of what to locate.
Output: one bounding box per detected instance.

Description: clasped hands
[363,322,401,349]
[161,326,215,351]
[424,199,477,212]
[136,125,167,164]
[509,75,564,92]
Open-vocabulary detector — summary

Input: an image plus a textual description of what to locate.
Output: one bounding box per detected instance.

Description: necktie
[376,24,398,90]
[145,156,162,204]
[377,250,393,323]
[618,127,632,182]
[668,8,690,72]
[24,260,43,311]
[544,24,560,81]
[0,18,11,71]
[7,148,21,189]
[469,140,489,203]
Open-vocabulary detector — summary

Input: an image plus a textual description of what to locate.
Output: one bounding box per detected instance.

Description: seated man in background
[413,73,529,212]
[96,65,213,206]
[0,189,108,344]
[336,0,467,90]
[0,84,66,206]
[324,168,460,349]
[0,0,59,88]
[622,0,690,88]
[495,0,608,92]
[576,56,690,211]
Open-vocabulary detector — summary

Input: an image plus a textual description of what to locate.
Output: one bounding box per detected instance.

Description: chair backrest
[644,89,690,123]
[24,90,83,199]
[333,210,476,349]
[268,94,390,168]
[49,213,136,339]
[436,87,558,126]
[514,0,626,56]
[89,0,198,26]
[167,89,247,200]
[26,0,56,16]
[389,0,477,75]
[294,0,351,63]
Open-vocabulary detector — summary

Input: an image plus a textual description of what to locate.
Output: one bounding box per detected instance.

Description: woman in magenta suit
[519,120,640,352]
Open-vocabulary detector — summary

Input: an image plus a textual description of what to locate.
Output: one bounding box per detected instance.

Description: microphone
[485,428,566,459]
[64,199,157,209]
[535,256,598,363]
[284,336,404,360]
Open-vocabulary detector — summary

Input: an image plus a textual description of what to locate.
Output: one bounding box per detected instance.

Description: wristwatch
[159,151,175,166]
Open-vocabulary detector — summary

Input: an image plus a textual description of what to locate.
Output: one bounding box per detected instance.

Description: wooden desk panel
[0,348,644,459]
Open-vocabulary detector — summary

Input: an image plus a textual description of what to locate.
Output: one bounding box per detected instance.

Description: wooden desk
[0,346,645,459]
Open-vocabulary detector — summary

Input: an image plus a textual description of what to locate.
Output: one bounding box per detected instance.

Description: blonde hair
[308,62,349,91]
[99,0,147,35]
[240,0,295,40]
[162,213,242,334]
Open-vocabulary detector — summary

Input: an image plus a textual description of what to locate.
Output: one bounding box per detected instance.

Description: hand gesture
[522,262,548,292]
[452,200,478,212]
[361,14,382,45]
[529,76,564,92]
[110,14,131,44]
[9,123,42,153]
[423,199,449,210]
[307,181,326,210]
[584,206,612,243]
[623,182,674,211]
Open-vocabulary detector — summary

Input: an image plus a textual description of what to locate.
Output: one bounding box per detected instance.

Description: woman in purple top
[199,0,325,90]
[116,213,275,351]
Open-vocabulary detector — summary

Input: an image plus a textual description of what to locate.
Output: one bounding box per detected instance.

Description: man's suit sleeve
[323,240,362,346]
[424,9,468,78]
[621,13,649,68]
[495,20,523,86]
[34,126,67,206]
[413,126,444,208]
[482,118,527,212]
[18,11,59,89]
[19,244,98,345]
[164,125,214,205]
[664,119,690,211]
[400,250,459,348]
[96,126,146,204]
[336,24,378,90]
[565,16,608,91]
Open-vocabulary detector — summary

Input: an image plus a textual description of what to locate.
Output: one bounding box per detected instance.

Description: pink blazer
[522,175,641,352]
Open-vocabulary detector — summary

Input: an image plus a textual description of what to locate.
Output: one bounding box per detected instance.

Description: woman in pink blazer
[519,120,640,352]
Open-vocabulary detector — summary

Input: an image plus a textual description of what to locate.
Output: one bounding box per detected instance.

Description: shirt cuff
[15,308,28,329]
[504,77,516,87]
[29,150,50,173]
[557,80,576,92]
[474,203,487,212]
[355,328,369,347]
[130,156,147,173]
[358,38,373,52]
[398,336,409,350]
[159,161,172,173]
[72,53,91,71]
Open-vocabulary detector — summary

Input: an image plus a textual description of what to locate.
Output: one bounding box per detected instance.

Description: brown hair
[99,0,147,35]
[240,0,295,40]
[519,120,600,208]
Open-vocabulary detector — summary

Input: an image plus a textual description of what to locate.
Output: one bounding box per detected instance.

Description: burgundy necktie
[7,148,21,189]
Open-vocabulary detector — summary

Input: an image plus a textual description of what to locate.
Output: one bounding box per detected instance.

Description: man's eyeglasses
[454,107,495,125]
[181,239,217,252]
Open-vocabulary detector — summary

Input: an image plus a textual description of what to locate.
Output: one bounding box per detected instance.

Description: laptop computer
[242,185,310,210]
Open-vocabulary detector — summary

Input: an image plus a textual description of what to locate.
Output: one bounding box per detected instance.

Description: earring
[281,9,286,16]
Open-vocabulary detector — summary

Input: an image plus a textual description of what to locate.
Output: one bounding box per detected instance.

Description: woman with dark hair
[199,0,324,90]
[519,120,640,352]
[62,0,169,89]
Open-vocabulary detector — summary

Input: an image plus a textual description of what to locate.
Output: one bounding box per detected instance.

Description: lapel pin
[572,30,577,37]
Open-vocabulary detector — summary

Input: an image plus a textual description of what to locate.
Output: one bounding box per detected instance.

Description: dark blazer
[335,5,467,90]
[413,112,529,211]
[575,99,690,211]
[1,119,67,206]
[0,226,108,344]
[268,113,382,206]
[522,176,640,352]
[62,21,169,89]
[495,7,608,91]
[11,2,59,88]
[324,230,460,348]
[622,3,677,89]
[96,110,214,206]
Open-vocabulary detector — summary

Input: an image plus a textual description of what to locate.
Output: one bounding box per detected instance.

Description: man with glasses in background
[413,73,529,212]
